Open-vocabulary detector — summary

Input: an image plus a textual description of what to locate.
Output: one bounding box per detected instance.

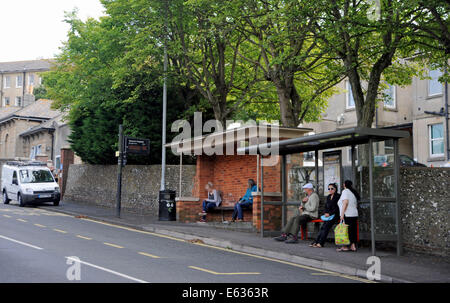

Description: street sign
[125,137,150,155]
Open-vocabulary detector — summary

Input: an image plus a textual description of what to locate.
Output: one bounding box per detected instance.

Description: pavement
[29,200,450,283]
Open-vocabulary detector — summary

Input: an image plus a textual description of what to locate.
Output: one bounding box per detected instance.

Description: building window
[428,69,443,97]
[346,81,355,109]
[28,74,35,86]
[3,76,11,88]
[30,145,42,160]
[16,75,23,88]
[15,96,22,106]
[429,123,444,157]
[2,97,10,106]
[383,84,396,109]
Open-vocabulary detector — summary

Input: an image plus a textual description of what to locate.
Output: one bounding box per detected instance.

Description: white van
[1,161,60,207]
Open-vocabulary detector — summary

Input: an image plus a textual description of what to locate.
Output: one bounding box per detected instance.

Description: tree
[44,10,193,164]
[407,0,449,79]
[314,0,428,128]
[169,0,264,126]
[234,0,341,126]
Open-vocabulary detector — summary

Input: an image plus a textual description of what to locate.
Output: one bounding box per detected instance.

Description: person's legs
[206,202,216,212]
[275,215,297,241]
[281,215,297,235]
[284,215,311,243]
[316,220,335,246]
[237,201,252,220]
[201,202,216,221]
[290,214,312,237]
[232,203,239,221]
[345,216,358,249]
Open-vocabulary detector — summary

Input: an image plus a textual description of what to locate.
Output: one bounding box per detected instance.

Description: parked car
[1,161,60,207]
[374,154,426,167]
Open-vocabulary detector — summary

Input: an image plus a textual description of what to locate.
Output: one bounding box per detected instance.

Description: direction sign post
[124,137,150,155]
[115,132,150,218]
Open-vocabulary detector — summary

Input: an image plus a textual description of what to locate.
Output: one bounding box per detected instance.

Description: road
[0,202,371,283]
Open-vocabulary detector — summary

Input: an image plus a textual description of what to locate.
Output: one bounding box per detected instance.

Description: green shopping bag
[334,221,350,245]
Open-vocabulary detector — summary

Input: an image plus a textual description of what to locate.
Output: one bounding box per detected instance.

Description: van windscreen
[19,169,54,183]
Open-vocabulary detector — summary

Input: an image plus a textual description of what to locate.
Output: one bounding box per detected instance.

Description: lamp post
[160,0,168,191]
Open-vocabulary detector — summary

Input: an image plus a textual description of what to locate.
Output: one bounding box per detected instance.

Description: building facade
[0,99,60,161]
[303,68,448,167]
[0,60,51,108]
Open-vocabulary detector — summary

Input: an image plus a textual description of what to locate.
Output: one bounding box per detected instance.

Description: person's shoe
[284,236,299,244]
[198,218,206,223]
[274,235,287,242]
[198,211,207,216]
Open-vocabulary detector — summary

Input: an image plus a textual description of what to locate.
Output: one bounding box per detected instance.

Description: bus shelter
[239,127,410,256]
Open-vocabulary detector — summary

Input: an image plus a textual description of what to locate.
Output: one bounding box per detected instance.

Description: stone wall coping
[176,197,200,202]
[251,192,281,197]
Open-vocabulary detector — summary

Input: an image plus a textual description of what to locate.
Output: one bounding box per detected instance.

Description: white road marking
[103,242,124,248]
[65,257,148,283]
[0,234,43,250]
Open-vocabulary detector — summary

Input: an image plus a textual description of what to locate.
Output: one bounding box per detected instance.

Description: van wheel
[53,200,60,206]
[18,194,25,207]
[3,191,10,204]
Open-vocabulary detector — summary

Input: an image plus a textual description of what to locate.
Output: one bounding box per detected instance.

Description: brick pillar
[60,148,74,198]
[176,198,201,223]
[252,193,282,232]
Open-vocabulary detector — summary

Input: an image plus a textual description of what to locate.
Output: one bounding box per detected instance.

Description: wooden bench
[300,219,360,242]
[204,191,253,222]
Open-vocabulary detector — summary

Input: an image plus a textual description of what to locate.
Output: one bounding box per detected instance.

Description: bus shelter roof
[238,127,410,155]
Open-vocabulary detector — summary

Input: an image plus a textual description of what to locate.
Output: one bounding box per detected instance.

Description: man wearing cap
[274,183,319,244]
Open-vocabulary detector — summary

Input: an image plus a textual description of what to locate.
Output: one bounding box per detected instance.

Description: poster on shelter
[323,151,342,196]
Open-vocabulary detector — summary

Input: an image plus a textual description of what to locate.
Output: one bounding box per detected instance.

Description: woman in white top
[337,180,360,252]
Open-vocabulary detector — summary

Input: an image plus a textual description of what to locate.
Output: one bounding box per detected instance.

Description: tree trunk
[272,72,300,127]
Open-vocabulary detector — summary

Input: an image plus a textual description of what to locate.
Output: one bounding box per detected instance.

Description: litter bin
[158,189,176,221]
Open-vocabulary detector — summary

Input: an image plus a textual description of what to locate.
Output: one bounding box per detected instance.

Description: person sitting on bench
[310,183,340,248]
[199,182,221,223]
[274,183,319,243]
[231,179,257,222]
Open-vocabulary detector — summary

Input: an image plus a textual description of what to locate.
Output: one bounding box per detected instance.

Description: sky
[0,0,105,62]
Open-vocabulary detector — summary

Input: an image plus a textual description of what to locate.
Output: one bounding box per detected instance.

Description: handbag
[321,214,335,221]
[334,220,350,245]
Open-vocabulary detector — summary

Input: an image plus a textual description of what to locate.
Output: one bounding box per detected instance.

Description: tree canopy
[42,0,449,163]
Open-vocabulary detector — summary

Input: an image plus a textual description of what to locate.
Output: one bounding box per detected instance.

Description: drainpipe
[22,70,26,107]
[0,71,3,106]
[50,130,55,163]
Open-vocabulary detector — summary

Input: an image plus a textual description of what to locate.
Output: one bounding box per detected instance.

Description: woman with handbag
[310,183,340,248]
[336,180,360,252]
